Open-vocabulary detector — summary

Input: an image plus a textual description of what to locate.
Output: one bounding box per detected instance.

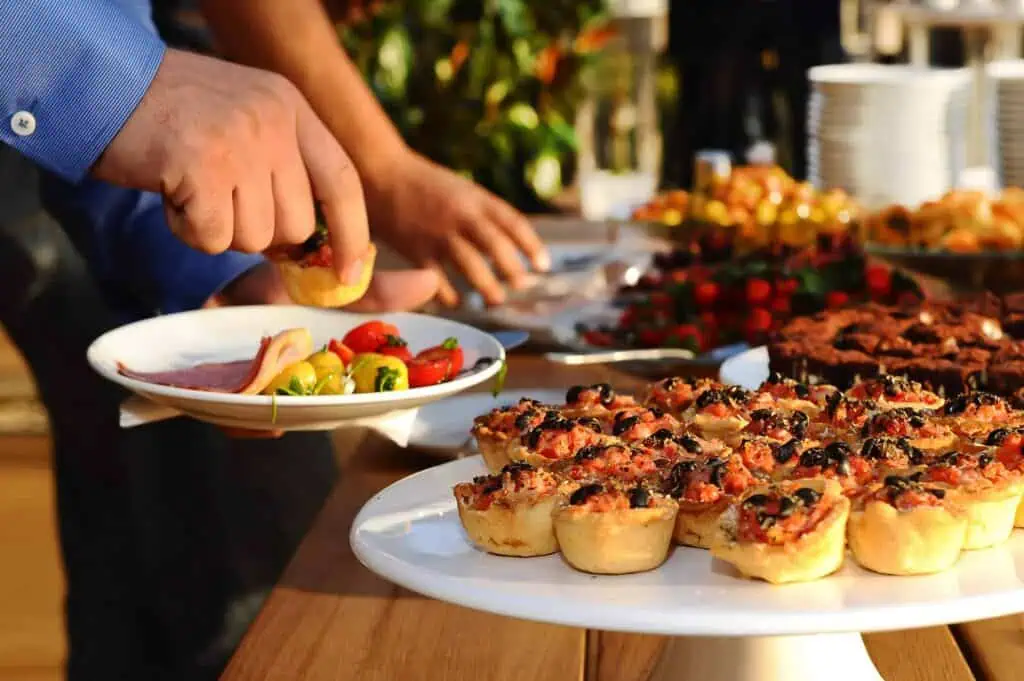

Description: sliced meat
[118,328,314,395]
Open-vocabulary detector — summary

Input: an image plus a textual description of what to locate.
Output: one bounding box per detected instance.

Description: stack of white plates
[808,64,970,209]
[990,61,1024,188]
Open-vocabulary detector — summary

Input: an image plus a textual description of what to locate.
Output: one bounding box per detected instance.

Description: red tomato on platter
[416,337,465,380]
[826,291,851,309]
[343,320,400,353]
[377,335,413,362]
[407,358,451,388]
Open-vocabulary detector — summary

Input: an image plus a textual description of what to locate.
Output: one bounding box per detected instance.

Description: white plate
[719,345,769,389]
[88,306,505,431]
[409,388,566,454]
[351,455,1024,638]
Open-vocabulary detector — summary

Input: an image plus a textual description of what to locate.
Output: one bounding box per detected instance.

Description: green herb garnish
[375,366,402,392]
[491,359,508,397]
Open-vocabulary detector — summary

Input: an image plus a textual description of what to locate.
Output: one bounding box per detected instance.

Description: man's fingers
[294,103,369,284]
[229,176,275,253]
[484,196,550,272]
[344,269,440,312]
[165,184,234,255]
[269,130,316,247]
[448,234,506,306]
[465,219,529,289]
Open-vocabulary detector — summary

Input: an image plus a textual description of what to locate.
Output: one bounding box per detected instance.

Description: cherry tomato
[743,308,774,344]
[745,278,772,307]
[583,330,615,346]
[406,357,451,388]
[327,339,355,365]
[693,281,720,308]
[416,337,464,380]
[865,265,893,299]
[669,270,688,284]
[775,277,799,297]
[639,328,668,347]
[619,306,638,327]
[826,291,851,309]
[377,335,413,362]
[770,297,791,316]
[343,320,400,353]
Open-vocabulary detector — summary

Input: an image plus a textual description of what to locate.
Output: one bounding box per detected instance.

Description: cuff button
[11,111,37,137]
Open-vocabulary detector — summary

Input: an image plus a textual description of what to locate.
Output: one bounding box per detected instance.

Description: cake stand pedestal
[351,456,1024,681]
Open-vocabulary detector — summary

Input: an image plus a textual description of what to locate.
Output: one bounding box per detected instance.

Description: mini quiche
[846,375,944,412]
[733,437,813,478]
[471,399,559,472]
[752,372,828,414]
[939,393,1015,440]
[561,383,638,419]
[453,463,563,557]
[785,441,876,495]
[690,386,753,434]
[663,453,757,548]
[847,475,967,575]
[634,430,730,463]
[553,482,677,574]
[507,415,617,468]
[736,408,810,445]
[556,443,666,485]
[918,451,1023,549]
[603,407,684,443]
[642,377,720,417]
[814,393,877,437]
[990,427,1024,526]
[711,478,850,585]
[860,408,957,452]
[858,436,929,475]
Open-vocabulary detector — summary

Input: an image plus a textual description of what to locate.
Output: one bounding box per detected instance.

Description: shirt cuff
[0,0,166,181]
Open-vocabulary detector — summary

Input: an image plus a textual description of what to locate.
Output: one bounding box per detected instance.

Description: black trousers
[0,147,337,680]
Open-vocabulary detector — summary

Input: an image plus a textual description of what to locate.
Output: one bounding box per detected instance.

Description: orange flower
[450,41,470,75]
[536,44,561,84]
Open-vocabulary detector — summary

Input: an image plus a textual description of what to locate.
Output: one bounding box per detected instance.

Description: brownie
[1002,312,1024,340]
[886,357,986,396]
[1002,292,1024,315]
[767,341,811,382]
[807,347,881,389]
[830,332,879,354]
[987,360,1024,395]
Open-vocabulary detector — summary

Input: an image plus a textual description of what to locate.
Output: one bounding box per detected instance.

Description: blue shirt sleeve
[0,0,165,182]
[42,177,266,318]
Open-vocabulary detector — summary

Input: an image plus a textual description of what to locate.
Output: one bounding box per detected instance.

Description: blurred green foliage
[338,0,609,212]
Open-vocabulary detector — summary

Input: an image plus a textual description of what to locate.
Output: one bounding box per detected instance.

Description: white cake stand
[351,456,1024,681]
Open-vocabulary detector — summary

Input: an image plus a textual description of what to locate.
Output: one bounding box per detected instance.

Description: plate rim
[87,306,506,406]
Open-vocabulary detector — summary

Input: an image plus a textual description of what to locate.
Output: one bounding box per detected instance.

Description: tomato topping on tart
[564,383,637,415]
[693,386,752,419]
[559,443,665,483]
[742,409,810,443]
[735,437,806,474]
[860,408,950,442]
[634,430,727,460]
[862,474,948,512]
[846,375,943,409]
[518,416,611,462]
[455,463,560,511]
[788,441,874,492]
[734,483,835,545]
[606,407,682,442]
[818,393,876,431]
[472,399,556,438]
[664,454,756,504]
[941,392,1012,423]
[642,377,719,414]
[859,436,928,470]
[920,450,1020,488]
[567,481,665,511]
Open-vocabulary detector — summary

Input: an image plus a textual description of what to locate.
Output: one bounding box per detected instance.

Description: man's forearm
[200,0,408,179]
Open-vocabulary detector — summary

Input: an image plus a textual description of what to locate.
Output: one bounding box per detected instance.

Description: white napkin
[118,395,420,447]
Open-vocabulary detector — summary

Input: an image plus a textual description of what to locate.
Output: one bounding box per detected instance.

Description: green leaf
[491,359,508,397]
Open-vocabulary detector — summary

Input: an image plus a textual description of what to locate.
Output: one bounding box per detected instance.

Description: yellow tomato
[350,353,410,393]
[307,350,345,395]
[263,361,318,395]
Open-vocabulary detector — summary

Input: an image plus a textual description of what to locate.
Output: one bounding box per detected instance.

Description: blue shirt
[1,0,264,320]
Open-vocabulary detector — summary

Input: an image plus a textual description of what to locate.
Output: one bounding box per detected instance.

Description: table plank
[586,628,976,681]
[223,359,619,680]
[864,627,975,681]
[956,616,1024,681]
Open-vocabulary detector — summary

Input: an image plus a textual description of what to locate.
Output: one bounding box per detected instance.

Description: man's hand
[365,152,550,307]
[93,48,371,284]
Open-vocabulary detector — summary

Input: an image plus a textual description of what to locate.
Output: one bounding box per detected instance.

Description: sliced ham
[118,328,315,395]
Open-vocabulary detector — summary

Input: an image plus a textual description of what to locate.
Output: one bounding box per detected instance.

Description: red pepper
[826,291,851,309]
[693,281,720,308]
[745,278,772,307]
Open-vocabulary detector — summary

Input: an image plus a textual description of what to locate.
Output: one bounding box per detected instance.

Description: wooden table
[223,357,1023,681]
